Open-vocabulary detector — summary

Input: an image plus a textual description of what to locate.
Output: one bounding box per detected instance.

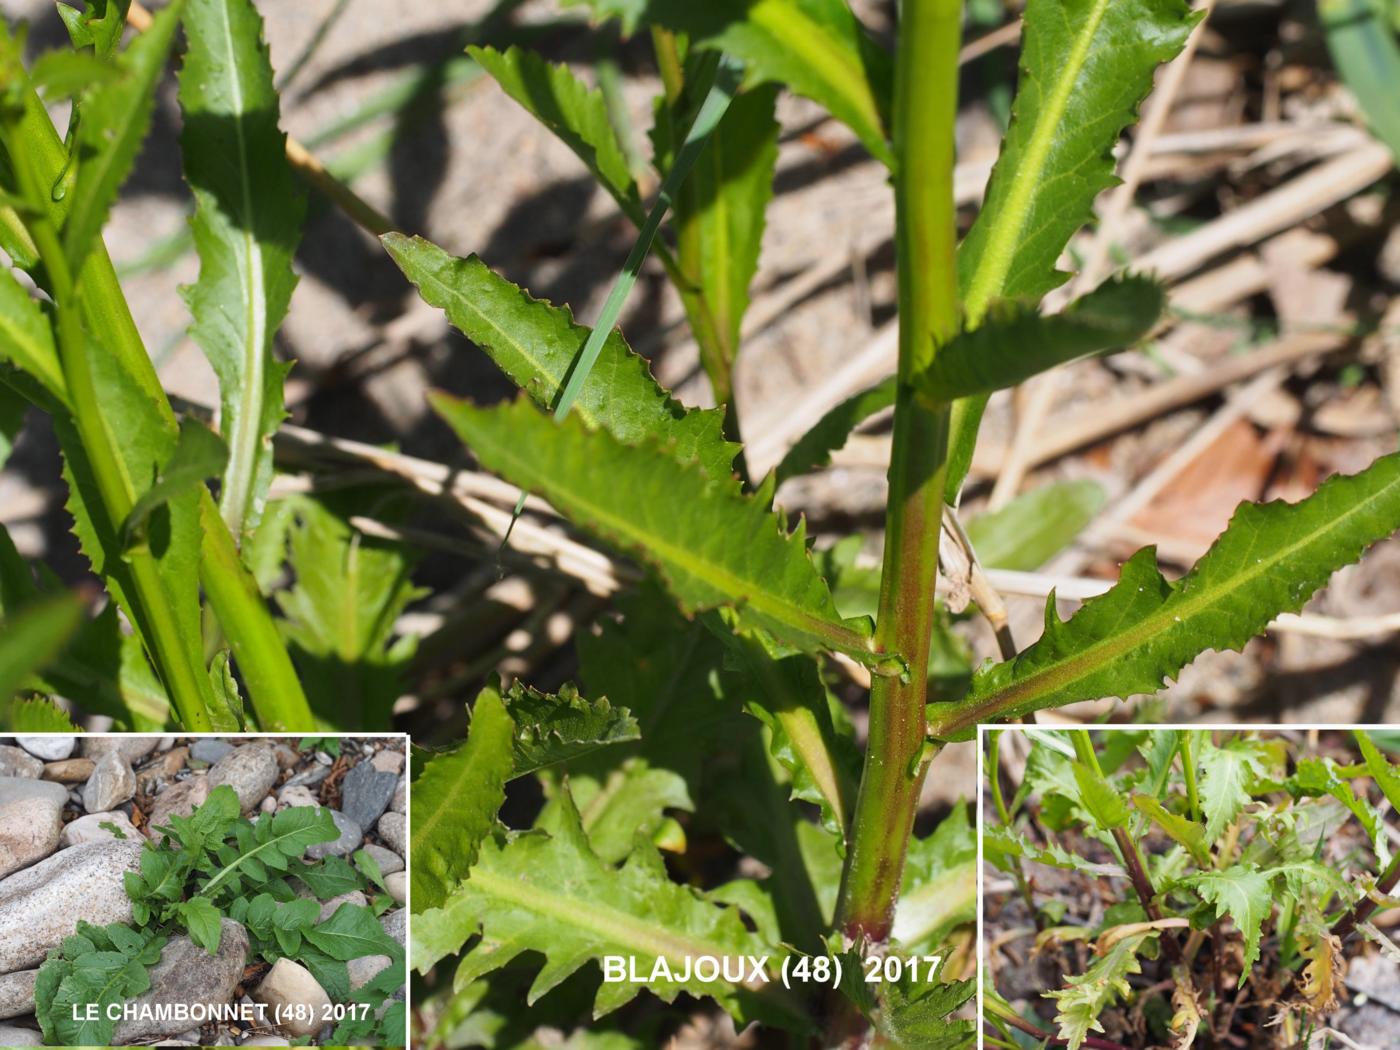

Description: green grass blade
[928,452,1400,738]
[432,395,898,675]
[179,0,307,545]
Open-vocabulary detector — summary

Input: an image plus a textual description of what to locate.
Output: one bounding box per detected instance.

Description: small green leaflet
[410,682,514,913]
[1197,739,1276,844]
[983,824,1126,879]
[1357,730,1400,812]
[382,235,737,482]
[179,0,306,543]
[915,275,1166,405]
[1072,760,1129,831]
[412,790,806,1033]
[433,396,895,674]
[1180,865,1272,977]
[63,0,187,273]
[1046,930,1155,1050]
[120,417,228,550]
[502,679,639,776]
[928,452,1400,739]
[1131,794,1210,867]
[773,377,896,487]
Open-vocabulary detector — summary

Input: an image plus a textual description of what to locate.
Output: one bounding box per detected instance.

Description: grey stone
[15,735,74,761]
[273,746,300,770]
[112,919,249,1044]
[59,810,141,847]
[314,751,333,765]
[377,810,405,855]
[41,757,94,783]
[385,870,406,904]
[0,968,36,1020]
[81,736,159,763]
[307,810,362,859]
[391,773,405,814]
[209,746,279,813]
[348,954,392,991]
[260,795,277,813]
[0,839,144,972]
[145,774,209,838]
[380,908,405,949]
[81,750,136,813]
[253,959,330,1039]
[135,747,186,793]
[317,890,368,923]
[0,747,40,779]
[370,749,404,775]
[359,843,403,876]
[340,759,397,831]
[0,1023,41,1045]
[284,764,329,789]
[190,738,234,764]
[0,777,66,879]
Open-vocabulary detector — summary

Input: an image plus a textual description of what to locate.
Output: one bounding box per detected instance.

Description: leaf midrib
[473,413,870,655]
[962,0,1113,321]
[968,467,1400,726]
[212,0,269,539]
[466,865,752,980]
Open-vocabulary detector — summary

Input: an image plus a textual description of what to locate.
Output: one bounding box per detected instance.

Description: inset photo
[0,734,407,1047]
[981,726,1400,1050]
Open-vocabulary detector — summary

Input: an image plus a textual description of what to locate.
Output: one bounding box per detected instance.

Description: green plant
[984,728,1400,1049]
[399,1,1399,1046]
[35,783,406,1046]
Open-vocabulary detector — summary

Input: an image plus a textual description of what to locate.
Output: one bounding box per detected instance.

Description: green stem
[4,72,314,731]
[1180,732,1201,823]
[833,0,963,949]
[5,142,215,731]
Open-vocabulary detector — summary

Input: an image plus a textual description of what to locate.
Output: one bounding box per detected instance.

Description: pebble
[145,774,210,838]
[0,777,66,879]
[0,839,144,972]
[359,843,404,876]
[0,747,40,779]
[284,764,330,789]
[391,773,406,814]
[40,757,94,783]
[377,810,406,855]
[306,810,362,859]
[113,919,249,1044]
[209,746,279,812]
[136,746,188,793]
[59,810,141,847]
[276,784,319,810]
[385,870,407,904]
[314,751,333,765]
[273,745,300,770]
[81,736,158,763]
[15,735,75,761]
[0,1024,41,1046]
[81,750,136,813]
[348,953,392,991]
[317,890,368,922]
[380,908,405,949]
[252,959,331,1039]
[190,738,234,764]
[260,795,277,813]
[370,749,404,775]
[0,968,37,1020]
[340,759,397,831]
